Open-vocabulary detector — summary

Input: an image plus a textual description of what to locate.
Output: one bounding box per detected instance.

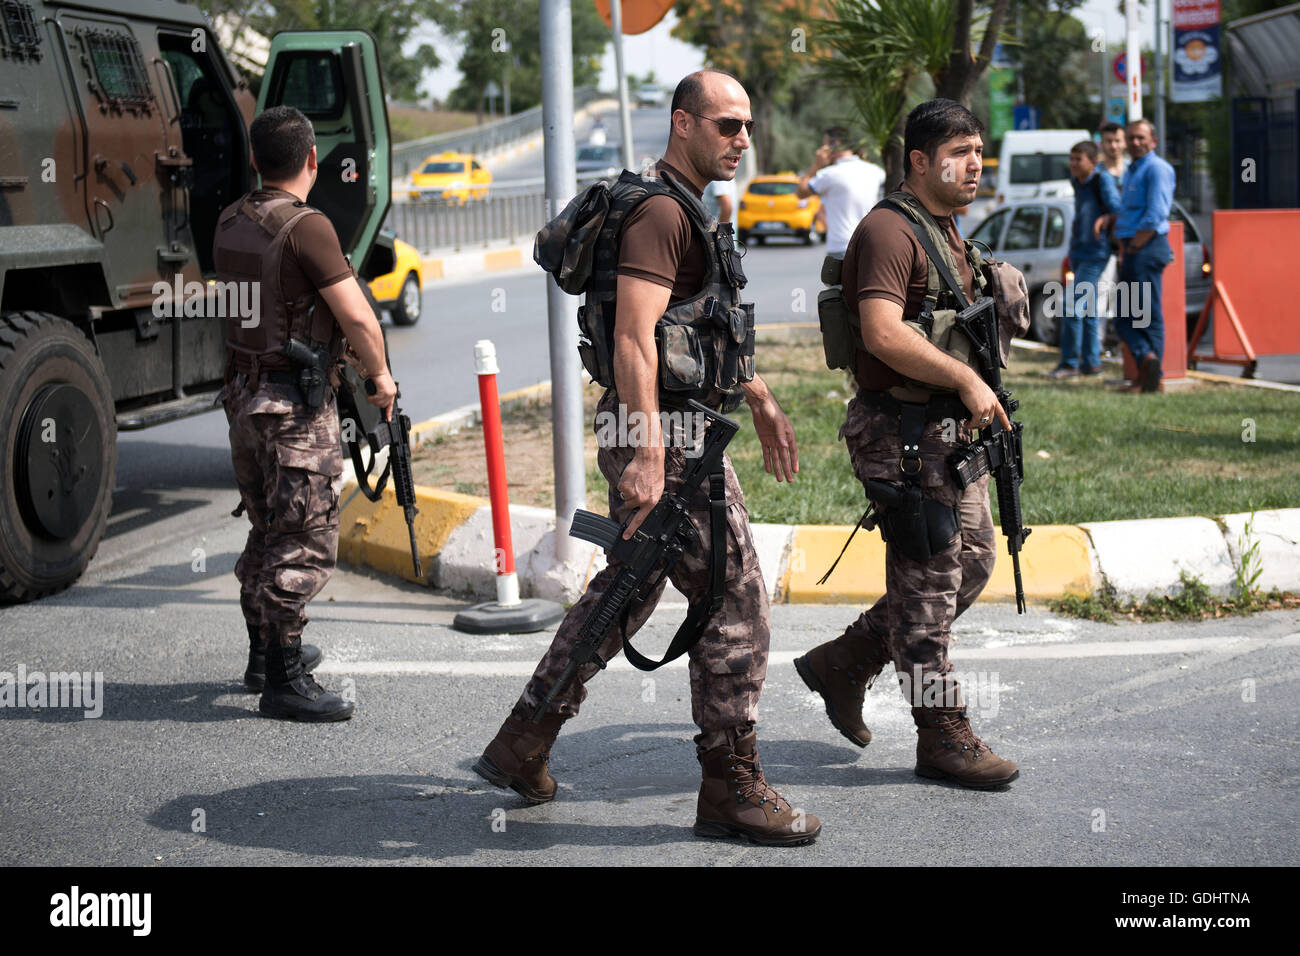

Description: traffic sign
[594,0,674,34]
[1112,51,1150,82]
[1013,104,1040,130]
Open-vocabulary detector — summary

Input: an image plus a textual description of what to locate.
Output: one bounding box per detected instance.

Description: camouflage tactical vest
[577,169,755,413]
[213,193,343,378]
[818,190,989,402]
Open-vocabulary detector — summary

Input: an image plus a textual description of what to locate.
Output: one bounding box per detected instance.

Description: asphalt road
[2,481,1297,866]
[6,107,1296,868]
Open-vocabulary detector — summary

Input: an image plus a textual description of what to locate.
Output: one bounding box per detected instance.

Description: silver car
[965,197,1211,345]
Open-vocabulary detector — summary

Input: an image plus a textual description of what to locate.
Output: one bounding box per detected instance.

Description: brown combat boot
[694,728,821,846]
[912,706,1020,789]
[794,635,888,747]
[472,705,565,804]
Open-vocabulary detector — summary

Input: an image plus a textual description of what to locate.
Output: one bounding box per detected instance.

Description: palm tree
[818,0,1010,186]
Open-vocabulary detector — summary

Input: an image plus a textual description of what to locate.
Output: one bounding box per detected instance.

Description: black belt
[857,389,970,424]
[263,370,300,388]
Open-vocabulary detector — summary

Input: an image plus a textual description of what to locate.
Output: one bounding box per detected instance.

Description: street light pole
[539,0,585,562]
[609,0,636,172]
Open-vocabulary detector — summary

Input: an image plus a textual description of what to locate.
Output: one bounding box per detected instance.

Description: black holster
[864,479,961,563]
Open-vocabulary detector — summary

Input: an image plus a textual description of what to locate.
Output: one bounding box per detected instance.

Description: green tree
[1005,1,1096,131]
[671,0,827,173]
[439,0,609,116]
[226,0,447,101]
[817,0,1011,185]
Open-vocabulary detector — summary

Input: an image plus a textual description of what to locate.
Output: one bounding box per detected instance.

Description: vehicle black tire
[391,272,422,326]
[0,312,116,603]
[753,235,766,246]
[737,229,750,245]
[801,229,814,246]
[1030,291,1060,347]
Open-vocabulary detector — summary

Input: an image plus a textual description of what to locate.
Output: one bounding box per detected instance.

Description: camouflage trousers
[220,373,344,643]
[517,391,770,748]
[834,391,997,704]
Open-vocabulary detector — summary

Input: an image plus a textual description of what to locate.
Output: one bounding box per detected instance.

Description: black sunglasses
[684,111,754,138]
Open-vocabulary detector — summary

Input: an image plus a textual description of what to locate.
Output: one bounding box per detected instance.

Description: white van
[997,129,1090,205]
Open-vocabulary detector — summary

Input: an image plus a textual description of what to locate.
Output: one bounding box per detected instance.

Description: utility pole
[539,0,585,561]
[609,0,636,172]
[1126,0,1142,121]
[1153,0,1166,154]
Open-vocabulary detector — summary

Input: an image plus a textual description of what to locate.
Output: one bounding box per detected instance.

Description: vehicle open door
[258,30,391,271]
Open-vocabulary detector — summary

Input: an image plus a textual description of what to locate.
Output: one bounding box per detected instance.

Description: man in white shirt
[703,177,736,227]
[797,126,886,256]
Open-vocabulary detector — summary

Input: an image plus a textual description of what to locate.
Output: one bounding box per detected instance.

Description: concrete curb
[337,376,1300,606]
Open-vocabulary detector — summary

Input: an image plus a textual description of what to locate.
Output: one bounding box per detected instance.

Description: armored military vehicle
[0,0,395,601]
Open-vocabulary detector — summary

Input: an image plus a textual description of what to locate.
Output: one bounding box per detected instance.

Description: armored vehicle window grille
[1,0,42,60]
[81,28,152,111]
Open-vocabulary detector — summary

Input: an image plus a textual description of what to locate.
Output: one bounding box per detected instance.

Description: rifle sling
[621,469,728,671]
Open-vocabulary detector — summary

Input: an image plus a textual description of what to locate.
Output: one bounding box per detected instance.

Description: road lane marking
[315,633,1300,675]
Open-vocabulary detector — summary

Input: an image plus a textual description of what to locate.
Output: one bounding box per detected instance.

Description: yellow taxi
[409,152,492,205]
[736,173,825,245]
[367,237,423,325]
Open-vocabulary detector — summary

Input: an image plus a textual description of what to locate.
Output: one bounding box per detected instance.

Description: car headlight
[798,199,810,208]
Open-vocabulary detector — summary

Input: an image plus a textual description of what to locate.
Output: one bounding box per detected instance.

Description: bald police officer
[475,71,821,846]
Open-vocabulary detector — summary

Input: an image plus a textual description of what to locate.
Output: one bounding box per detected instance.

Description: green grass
[728,331,1300,526]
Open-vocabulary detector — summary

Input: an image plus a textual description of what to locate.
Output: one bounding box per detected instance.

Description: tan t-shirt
[841,184,974,390]
[616,161,708,301]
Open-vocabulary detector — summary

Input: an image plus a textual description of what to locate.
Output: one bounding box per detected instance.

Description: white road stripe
[315,633,1299,676]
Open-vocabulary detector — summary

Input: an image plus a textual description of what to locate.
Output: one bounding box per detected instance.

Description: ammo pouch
[816,253,860,371]
[865,479,961,563]
[655,298,754,412]
[902,307,975,373]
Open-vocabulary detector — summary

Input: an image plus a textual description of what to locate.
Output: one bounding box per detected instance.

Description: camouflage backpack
[535,168,755,412]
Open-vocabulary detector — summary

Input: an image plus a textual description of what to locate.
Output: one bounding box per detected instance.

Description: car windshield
[749,181,798,196]
[421,161,465,174]
[577,146,620,163]
[1009,154,1072,184]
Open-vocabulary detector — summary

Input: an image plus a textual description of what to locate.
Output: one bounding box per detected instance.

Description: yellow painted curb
[420,257,445,282]
[483,248,523,272]
[338,480,485,584]
[784,523,1095,605]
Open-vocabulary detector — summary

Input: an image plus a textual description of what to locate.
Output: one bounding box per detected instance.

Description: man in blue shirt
[1051,140,1121,379]
[1112,118,1176,392]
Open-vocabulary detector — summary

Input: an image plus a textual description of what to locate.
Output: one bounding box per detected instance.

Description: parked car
[575,144,622,184]
[966,197,1211,346]
[366,237,424,326]
[409,152,491,204]
[736,173,826,245]
[635,84,667,108]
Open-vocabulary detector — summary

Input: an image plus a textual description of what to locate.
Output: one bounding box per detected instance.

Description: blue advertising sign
[1172,24,1222,102]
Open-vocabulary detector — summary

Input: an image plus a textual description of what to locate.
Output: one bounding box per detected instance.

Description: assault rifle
[530,399,738,722]
[336,363,422,578]
[950,296,1032,612]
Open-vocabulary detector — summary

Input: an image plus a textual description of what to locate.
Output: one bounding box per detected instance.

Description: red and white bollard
[452,339,564,634]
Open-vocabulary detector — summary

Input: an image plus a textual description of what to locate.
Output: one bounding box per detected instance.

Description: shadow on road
[0,680,252,723]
